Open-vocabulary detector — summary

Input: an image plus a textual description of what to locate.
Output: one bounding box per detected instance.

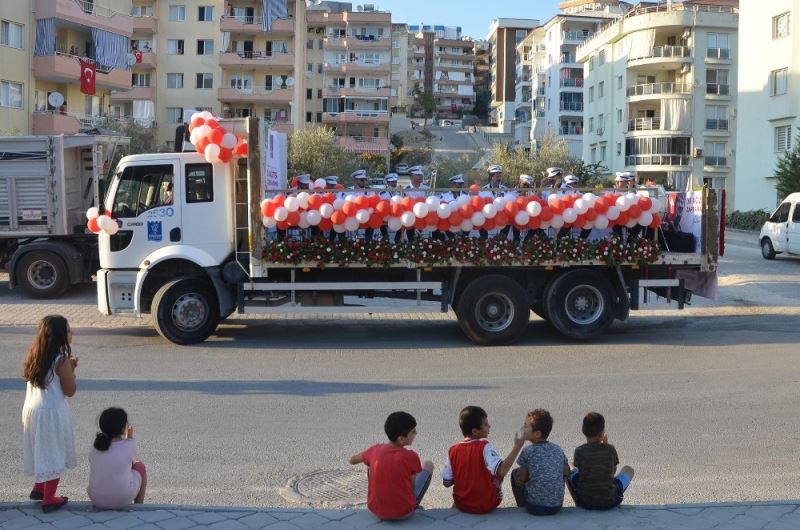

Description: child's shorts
[569,469,631,510]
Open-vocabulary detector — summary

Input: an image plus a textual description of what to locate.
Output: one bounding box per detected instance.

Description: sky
[369,0,563,39]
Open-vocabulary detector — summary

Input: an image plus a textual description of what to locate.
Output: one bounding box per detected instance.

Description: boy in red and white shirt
[442,406,529,514]
[350,411,434,521]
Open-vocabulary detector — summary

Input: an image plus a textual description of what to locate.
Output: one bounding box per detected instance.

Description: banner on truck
[664,191,704,254]
[261,121,287,196]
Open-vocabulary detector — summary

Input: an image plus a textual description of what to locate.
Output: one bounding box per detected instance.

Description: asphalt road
[0,231,798,510]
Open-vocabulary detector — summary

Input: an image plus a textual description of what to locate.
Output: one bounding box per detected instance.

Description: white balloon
[650,197,663,213]
[390,195,402,205]
[314,178,327,190]
[296,192,310,209]
[345,217,359,231]
[471,212,486,227]
[387,217,403,231]
[457,194,470,207]
[401,211,416,227]
[526,201,542,217]
[86,207,99,220]
[425,195,440,209]
[274,206,288,222]
[606,205,620,220]
[262,216,276,228]
[189,112,203,124]
[550,215,564,229]
[319,203,334,219]
[540,220,551,230]
[298,213,311,229]
[616,195,631,212]
[306,210,322,226]
[221,133,237,150]
[594,215,609,229]
[355,209,370,223]
[482,203,497,219]
[582,192,597,204]
[205,143,221,164]
[190,128,200,145]
[97,215,114,232]
[493,196,505,208]
[284,196,299,212]
[625,217,638,228]
[437,203,452,219]
[333,223,346,233]
[582,221,594,230]
[514,211,530,226]
[333,198,344,210]
[626,192,638,204]
[198,124,212,140]
[412,202,429,218]
[574,198,588,214]
[562,208,578,224]
[200,111,213,120]
[460,220,474,232]
[639,211,653,227]
[547,193,560,206]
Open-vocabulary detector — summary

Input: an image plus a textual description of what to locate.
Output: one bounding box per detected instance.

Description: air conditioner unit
[363,3,376,11]
[693,147,703,158]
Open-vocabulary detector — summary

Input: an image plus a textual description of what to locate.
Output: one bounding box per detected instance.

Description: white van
[759,192,800,259]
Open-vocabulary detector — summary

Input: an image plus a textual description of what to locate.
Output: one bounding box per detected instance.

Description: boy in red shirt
[442,406,529,514]
[349,411,434,521]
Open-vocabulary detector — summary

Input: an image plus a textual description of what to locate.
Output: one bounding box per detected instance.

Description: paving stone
[338,511,380,529]
[188,513,228,525]
[262,522,301,530]
[86,511,125,523]
[155,517,196,530]
[51,515,94,529]
[445,511,490,527]
[134,511,176,524]
[105,515,146,530]
[311,510,354,522]
[288,513,331,529]
[208,520,248,530]
[238,513,279,528]
[18,524,56,530]
[0,511,27,524]
[129,525,164,530]
[269,512,304,522]
[2,515,44,530]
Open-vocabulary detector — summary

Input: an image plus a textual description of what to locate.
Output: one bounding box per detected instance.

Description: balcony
[133,51,156,69]
[706,84,730,96]
[324,61,391,74]
[34,53,131,90]
[625,154,690,167]
[627,117,661,132]
[35,0,133,37]
[322,110,390,124]
[110,85,156,102]
[132,15,156,33]
[219,50,294,68]
[559,101,584,113]
[217,86,293,104]
[628,46,691,67]
[560,125,582,136]
[563,31,594,43]
[705,118,729,131]
[32,112,82,135]
[560,78,583,88]
[323,86,390,98]
[220,15,294,35]
[336,136,390,155]
[627,82,691,99]
[341,35,391,50]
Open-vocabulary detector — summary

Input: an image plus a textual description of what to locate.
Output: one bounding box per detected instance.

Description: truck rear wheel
[16,251,69,299]
[152,278,220,345]
[455,275,530,345]
[545,270,615,340]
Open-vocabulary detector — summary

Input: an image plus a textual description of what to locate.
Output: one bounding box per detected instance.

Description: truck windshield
[110,164,175,218]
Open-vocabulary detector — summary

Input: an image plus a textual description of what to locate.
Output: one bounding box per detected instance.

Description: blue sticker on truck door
[147,221,162,241]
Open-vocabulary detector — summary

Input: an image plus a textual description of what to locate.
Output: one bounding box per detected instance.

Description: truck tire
[761,238,776,260]
[545,269,615,340]
[16,251,69,299]
[152,278,220,345]
[455,275,530,345]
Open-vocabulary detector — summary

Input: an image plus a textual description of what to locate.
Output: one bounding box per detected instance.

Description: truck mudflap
[97,269,111,315]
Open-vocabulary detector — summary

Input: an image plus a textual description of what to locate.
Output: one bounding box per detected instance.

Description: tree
[412,83,437,126]
[775,128,800,200]
[473,88,490,120]
[431,149,483,187]
[96,117,160,155]
[288,125,353,179]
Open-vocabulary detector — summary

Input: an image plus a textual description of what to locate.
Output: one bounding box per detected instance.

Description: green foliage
[412,83,437,125]
[391,146,432,167]
[431,150,483,187]
[775,128,800,200]
[486,130,590,186]
[473,88,490,120]
[288,125,355,179]
[96,117,158,155]
[390,133,404,150]
[726,210,770,231]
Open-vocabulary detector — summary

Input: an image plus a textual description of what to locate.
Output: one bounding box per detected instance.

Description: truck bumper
[97,269,139,316]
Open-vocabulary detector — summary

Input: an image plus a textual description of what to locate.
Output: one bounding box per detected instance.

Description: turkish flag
[134,50,142,64]
[80,59,96,95]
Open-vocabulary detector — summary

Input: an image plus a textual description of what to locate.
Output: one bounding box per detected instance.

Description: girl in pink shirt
[87,408,147,509]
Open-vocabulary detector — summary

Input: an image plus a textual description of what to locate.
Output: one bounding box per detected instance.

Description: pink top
[87,439,142,509]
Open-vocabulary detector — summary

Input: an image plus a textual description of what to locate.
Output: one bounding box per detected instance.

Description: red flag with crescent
[80,59,96,95]
[134,50,143,63]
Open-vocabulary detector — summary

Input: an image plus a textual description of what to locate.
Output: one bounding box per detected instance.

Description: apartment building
[735,0,799,211]
[577,1,739,205]
[408,25,475,119]
[515,1,627,154]
[486,18,538,133]
[390,23,412,111]
[0,1,33,135]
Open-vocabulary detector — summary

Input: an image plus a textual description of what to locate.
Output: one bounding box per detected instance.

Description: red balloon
[515,196,528,209]
[539,206,553,222]
[616,212,629,226]
[425,212,438,224]
[368,214,383,229]
[627,205,642,219]
[218,148,232,164]
[594,200,608,214]
[584,208,598,221]
[437,219,450,231]
[196,137,210,153]
[286,211,300,226]
[638,196,653,211]
[273,194,286,206]
[235,141,248,156]
[276,221,289,230]
[335,183,345,190]
[319,218,333,231]
[527,217,540,230]
[206,118,220,129]
[449,213,463,226]
[649,213,662,229]
[401,197,414,210]
[495,212,509,227]
[209,127,225,145]
[331,211,346,225]
[390,203,405,217]
[414,217,427,230]
[459,203,473,218]
[469,184,480,192]
[87,217,101,233]
[549,198,563,214]
[324,193,336,204]
[503,201,518,217]
[189,116,205,130]
[470,196,482,210]
[375,201,391,217]
[261,202,271,217]
[483,219,496,231]
[574,214,586,227]
[342,201,358,216]
[308,194,323,210]
[369,194,380,208]
[356,195,369,209]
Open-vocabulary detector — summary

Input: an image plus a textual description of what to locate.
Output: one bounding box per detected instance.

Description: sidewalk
[2,501,799,529]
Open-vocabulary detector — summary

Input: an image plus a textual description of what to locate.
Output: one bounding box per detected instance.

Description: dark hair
[459,406,487,437]
[22,315,71,388]
[582,411,605,438]
[527,408,554,439]
[384,411,417,442]
[94,407,128,451]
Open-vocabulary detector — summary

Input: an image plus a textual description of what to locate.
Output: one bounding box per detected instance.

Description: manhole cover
[280,469,367,508]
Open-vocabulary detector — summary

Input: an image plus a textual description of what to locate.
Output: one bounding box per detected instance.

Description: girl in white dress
[21,315,78,513]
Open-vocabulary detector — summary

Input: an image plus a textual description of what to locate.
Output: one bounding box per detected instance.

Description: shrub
[726,210,770,231]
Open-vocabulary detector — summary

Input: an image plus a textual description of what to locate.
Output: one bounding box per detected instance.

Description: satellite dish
[48,92,65,108]
[126,53,136,66]
[286,77,295,87]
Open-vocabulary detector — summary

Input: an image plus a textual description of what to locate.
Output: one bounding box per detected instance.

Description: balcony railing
[561,54,577,63]
[560,78,583,88]
[222,14,262,25]
[628,117,661,131]
[706,84,730,95]
[560,125,582,135]
[224,49,291,59]
[625,154,690,166]
[705,156,727,166]
[559,101,584,112]
[706,48,730,59]
[74,0,124,18]
[564,31,594,42]
[630,45,691,61]
[536,87,545,95]
[626,82,691,97]
[705,118,729,130]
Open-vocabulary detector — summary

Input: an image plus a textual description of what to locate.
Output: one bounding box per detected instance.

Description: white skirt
[22,402,76,482]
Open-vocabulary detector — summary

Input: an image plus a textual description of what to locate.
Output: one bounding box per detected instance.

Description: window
[229,75,252,90]
[706,105,728,130]
[775,125,793,152]
[773,12,790,39]
[707,32,729,58]
[318,39,324,49]
[317,63,323,74]
[185,163,214,204]
[617,142,622,156]
[131,73,151,87]
[794,204,800,223]
[197,39,214,55]
[617,109,622,123]
[317,88,322,99]
[167,39,184,55]
[599,49,606,65]
[1,20,24,49]
[198,6,213,21]
[589,56,594,70]
[771,68,789,96]
[590,147,596,162]
[599,81,604,98]
[588,86,594,102]
[598,113,604,132]
[769,202,791,223]
[588,117,594,132]
[705,141,726,166]
[307,39,313,49]
[166,107,182,123]
[600,145,607,161]
[195,73,213,89]
[0,80,23,108]
[306,111,312,123]
[306,88,312,100]
[306,63,313,73]
[111,164,175,218]
[168,5,186,21]
[617,76,623,90]
[166,73,184,89]
[706,69,729,94]
[316,112,322,123]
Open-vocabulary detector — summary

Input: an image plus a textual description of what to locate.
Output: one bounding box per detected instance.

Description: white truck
[1,134,127,298]
[97,118,722,345]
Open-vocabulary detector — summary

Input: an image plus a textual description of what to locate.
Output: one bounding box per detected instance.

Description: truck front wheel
[545,270,615,340]
[455,275,530,345]
[16,251,69,299]
[152,278,220,345]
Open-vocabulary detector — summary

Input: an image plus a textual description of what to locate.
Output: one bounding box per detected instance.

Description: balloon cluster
[187,111,249,164]
[85,207,118,235]
[260,191,663,233]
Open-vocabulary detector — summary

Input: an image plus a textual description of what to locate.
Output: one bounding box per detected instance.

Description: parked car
[395,163,409,175]
[759,193,800,259]
[441,119,453,126]
[369,175,386,189]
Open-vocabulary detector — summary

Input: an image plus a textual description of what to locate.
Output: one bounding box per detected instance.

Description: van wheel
[545,270,615,340]
[761,238,776,260]
[152,278,219,345]
[455,275,529,345]
[16,251,69,299]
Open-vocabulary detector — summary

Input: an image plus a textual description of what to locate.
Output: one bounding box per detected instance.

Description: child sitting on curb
[567,411,635,510]
[511,408,570,515]
[349,411,433,521]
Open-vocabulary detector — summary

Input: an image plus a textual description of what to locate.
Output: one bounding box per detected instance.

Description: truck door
[101,161,181,270]
[788,202,800,255]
